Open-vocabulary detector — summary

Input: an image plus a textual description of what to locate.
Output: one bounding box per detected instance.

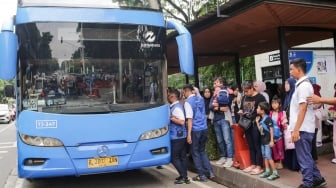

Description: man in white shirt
[289,58,326,188]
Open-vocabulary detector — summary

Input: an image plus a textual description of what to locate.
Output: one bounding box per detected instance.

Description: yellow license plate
[88,156,118,168]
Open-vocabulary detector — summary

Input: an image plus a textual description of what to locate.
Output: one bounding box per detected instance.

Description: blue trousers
[213,119,234,158]
[295,131,323,186]
[191,129,214,178]
[171,138,188,178]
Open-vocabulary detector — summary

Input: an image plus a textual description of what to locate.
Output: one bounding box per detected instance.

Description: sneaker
[175,176,182,181]
[316,142,323,147]
[267,173,279,180]
[215,157,227,165]
[192,175,208,182]
[223,158,233,168]
[313,177,327,188]
[259,171,271,178]
[331,158,336,164]
[175,177,191,184]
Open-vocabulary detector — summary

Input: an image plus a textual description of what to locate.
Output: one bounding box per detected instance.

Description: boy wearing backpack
[255,101,280,181]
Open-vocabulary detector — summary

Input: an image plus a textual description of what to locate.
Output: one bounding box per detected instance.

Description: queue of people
[166,58,334,187]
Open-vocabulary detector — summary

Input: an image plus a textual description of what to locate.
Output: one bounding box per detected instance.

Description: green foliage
[199,60,236,89]
[168,56,255,90]
[205,121,220,160]
[240,56,256,81]
[0,79,15,101]
[168,73,195,89]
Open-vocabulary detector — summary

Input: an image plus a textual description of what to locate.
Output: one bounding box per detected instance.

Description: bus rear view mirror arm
[166,20,194,76]
[0,16,18,80]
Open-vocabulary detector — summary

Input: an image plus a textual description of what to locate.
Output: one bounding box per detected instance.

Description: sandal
[243,165,255,173]
[233,161,240,169]
[250,168,264,175]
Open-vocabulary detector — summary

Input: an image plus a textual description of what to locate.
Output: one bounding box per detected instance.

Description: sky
[0,0,17,30]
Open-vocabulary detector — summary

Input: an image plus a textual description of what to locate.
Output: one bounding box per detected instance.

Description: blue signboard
[288,50,313,73]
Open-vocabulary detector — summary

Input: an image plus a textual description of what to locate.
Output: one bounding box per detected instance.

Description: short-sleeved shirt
[170,101,185,121]
[288,76,315,133]
[259,116,273,145]
[241,93,266,119]
[184,94,194,119]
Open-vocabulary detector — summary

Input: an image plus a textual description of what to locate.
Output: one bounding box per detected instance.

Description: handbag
[238,113,252,130]
[238,96,253,130]
[284,129,295,150]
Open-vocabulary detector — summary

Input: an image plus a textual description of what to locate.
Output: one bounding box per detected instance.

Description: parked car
[0,104,11,124]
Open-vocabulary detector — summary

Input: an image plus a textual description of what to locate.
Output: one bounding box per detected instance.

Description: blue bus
[0,0,194,178]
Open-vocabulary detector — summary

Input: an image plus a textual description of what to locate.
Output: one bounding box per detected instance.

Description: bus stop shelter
[166,0,336,87]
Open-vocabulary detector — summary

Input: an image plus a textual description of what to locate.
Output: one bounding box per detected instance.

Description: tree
[161,0,214,24]
[240,56,256,81]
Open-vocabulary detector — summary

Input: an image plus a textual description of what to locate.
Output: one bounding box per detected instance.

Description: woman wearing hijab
[283,77,300,171]
[254,81,270,103]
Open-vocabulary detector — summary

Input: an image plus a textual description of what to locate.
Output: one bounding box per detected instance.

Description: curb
[210,162,292,188]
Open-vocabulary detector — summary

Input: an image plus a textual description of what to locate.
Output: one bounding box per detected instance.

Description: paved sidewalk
[210,149,335,188]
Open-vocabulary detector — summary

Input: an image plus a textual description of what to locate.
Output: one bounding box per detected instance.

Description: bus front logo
[144,31,156,43]
[97,145,109,157]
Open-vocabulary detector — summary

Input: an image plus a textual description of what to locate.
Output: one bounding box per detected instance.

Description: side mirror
[0,17,18,80]
[166,20,194,75]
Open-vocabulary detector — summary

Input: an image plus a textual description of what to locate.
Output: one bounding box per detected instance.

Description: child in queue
[256,101,280,180]
[270,96,287,169]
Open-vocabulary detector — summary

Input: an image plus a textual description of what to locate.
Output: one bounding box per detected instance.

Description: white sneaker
[215,157,226,165]
[223,158,233,168]
[331,158,336,164]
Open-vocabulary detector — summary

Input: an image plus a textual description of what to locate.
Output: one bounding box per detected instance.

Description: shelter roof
[167,0,336,74]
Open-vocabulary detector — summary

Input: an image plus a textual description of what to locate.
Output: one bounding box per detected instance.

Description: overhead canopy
[167,0,336,74]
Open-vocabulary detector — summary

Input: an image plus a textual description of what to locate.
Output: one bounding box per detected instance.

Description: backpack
[217,87,230,105]
[260,115,282,140]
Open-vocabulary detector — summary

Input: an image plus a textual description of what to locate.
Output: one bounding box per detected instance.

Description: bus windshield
[19,0,161,10]
[17,22,166,114]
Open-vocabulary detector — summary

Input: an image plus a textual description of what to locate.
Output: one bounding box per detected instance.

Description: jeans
[191,129,214,178]
[171,138,188,178]
[214,119,234,158]
[261,144,272,160]
[295,131,323,186]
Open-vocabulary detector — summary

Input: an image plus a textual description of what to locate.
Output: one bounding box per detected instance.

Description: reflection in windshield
[17,23,166,114]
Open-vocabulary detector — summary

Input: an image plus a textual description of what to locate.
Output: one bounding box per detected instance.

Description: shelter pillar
[234,53,241,87]
[278,26,290,84]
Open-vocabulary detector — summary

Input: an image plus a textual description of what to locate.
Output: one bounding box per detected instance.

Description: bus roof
[18,0,160,10]
[19,0,120,8]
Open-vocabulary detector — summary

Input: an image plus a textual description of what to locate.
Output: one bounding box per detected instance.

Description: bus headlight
[20,134,64,147]
[140,126,168,140]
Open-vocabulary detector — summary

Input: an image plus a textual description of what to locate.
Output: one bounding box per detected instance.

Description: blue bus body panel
[17,105,170,178]
[16,7,165,27]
